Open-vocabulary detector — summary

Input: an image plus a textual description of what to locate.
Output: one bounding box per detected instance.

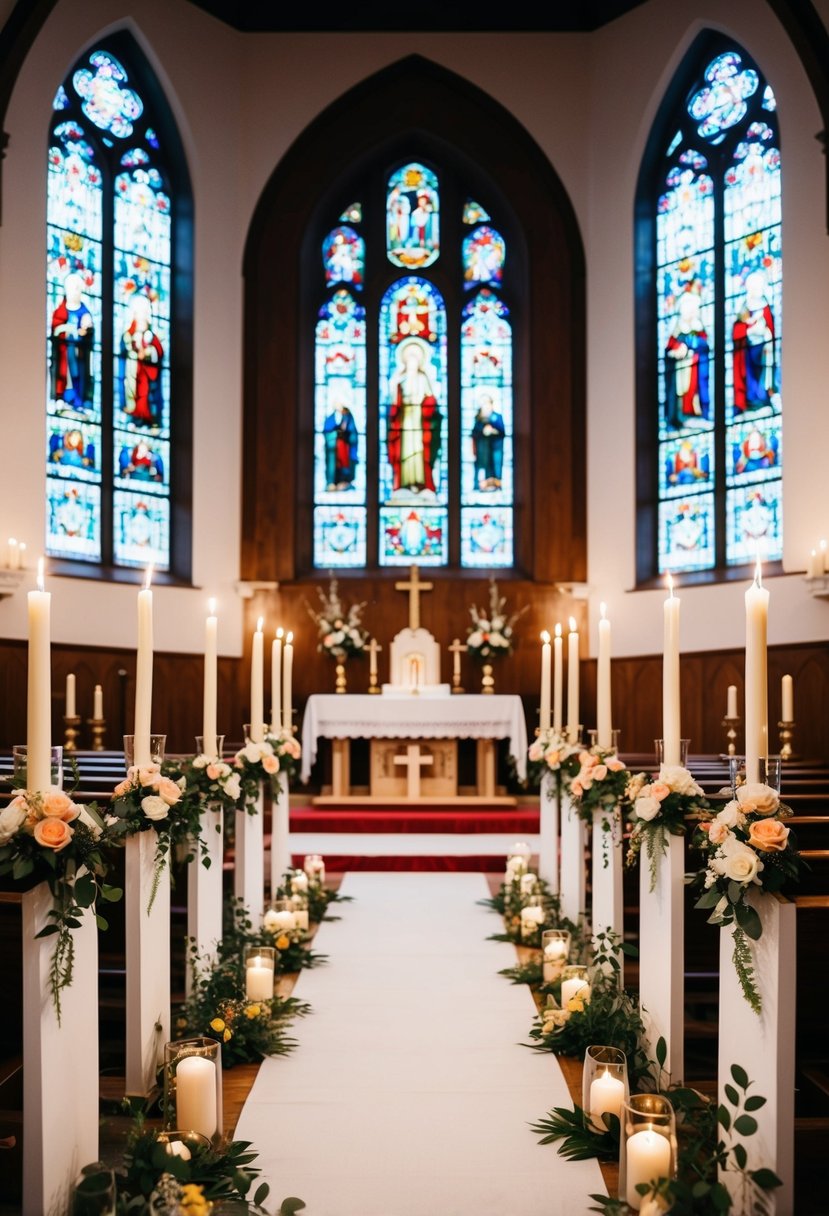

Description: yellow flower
[210,1017,225,1032]
[223,1028,232,1042]
[566,988,591,1014]
[176,1017,188,1030]
[180,1183,212,1214]
[276,934,290,950]
[245,1004,261,1019]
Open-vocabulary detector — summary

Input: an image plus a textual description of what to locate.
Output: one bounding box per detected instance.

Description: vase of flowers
[306,579,370,694]
[466,578,526,694]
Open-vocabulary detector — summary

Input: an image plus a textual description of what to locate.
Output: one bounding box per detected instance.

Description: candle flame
[754,557,763,588]
[540,630,550,644]
[8,536,16,546]
[276,626,284,640]
[568,616,577,632]
[821,539,827,552]
[555,622,562,638]
[600,601,607,620]
[142,561,154,591]
[666,572,675,597]
[286,631,294,645]
[208,597,216,616]
[256,616,264,633]
[36,556,45,592]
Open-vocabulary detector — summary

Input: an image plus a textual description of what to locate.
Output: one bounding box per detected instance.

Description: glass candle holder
[560,964,590,1007]
[123,733,166,770]
[728,754,782,797]
[71,1163,116,1216]
[519,895,545,940]
[541,929,571,983]
[620,1093,677,1211]
[290,869,309,894]
[654,738,690,768]
[243,723,268,742]
[156,1129,210,1162]
[508,840,532,864]
[163,1037,222,1142]
[291,892,310,931]
[263,899,298,941]
[244,945,275,1000]
[303,853,326,882]
[12,744,63,790]
[195,734,225,759]
[582,1045,629,1133]
[519,871,538,897]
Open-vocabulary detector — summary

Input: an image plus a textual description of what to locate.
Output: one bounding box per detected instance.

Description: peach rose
[546,751,562,769]
[285,738,301,760]
[41,790,79,821]
[607,758,626,772]
[113,778,132,799]
[156,777,182,806]
[708,819,730,845]
[578,750,592,767]
[33,817,73,851]
[206,763,223,781]
[570,779,584,797]
[528,741,544,762]
[138,765,162,788]
[262,753,280,775]
[650,782,671,802]
[736,783,780,817]
[748,818,790,853]
[592,764,608,782]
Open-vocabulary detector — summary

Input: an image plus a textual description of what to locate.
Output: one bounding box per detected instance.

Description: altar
[300,693,528,805]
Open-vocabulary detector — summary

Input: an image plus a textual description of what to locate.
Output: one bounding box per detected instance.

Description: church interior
[0,0,828,1212]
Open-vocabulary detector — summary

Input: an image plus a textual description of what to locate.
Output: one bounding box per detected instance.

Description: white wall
[0,0,826,660]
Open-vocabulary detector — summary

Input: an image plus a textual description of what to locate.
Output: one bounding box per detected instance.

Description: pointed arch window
[638,40,782,579]
[46,40,191,575]
[312,159,515,569]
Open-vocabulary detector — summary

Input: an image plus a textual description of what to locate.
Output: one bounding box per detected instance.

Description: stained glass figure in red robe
[323,404,359,490]
[665,286,710,428]
[118,293,164,426]
[50,272,94,411]
[733,269,777,413]
[387,340,441,495]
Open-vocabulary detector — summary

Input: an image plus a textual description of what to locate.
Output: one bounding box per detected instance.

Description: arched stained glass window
[645,41,782,577]
[46,41,190,574]
[311,159,515,570]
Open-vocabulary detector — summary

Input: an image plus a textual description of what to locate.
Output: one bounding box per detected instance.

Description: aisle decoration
[178,753,243,814]
[626,764,708,890]
[0,785,118,1021]
[566,748,630,867]
[689,782,803,1012]
[528,728,581,789]
[225,896,327,974]
[232,731,301,807]
[275,865,353,925]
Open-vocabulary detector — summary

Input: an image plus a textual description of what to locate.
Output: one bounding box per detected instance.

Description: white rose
[520,872,537,894]
[291,871,309,893]
[0,799,28,844]
[659,764,703,797]
[141,795,169,822]
[242,742,261,764]
[736,782,780,817]
[634,795,661,822]
[263,909,280,932]
[467,630,484,649]
[192,754,209,769]
[506,855,527,875]
[77,804,103,841]
[721,840,763,884]
[716,799,745,829]
[708,819,730,845]
[224,773,242,801]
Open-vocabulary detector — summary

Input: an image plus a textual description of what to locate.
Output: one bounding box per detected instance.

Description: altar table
[300,693,528,804]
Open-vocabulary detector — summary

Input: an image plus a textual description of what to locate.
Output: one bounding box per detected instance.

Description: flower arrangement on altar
[689,781,803,1012]
[626,764,708,890]
[0,785,119,1021]
[306,579,369,660]
[465,577,527,660]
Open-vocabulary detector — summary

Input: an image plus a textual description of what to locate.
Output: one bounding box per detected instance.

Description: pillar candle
[175,1055,218,1140]
[17,542,26,570]
[134,565,154,768]
[596,603,612,750]
[283,631,293,733]
[625,1128,672,1209]
[553,624,563,733]
[27,558,52,792]
[589,1068,625,1133]
[250,617,264,743]
[203,599,218,757]
[561,975,589,1005]
[807,548,822,578]
[245,960,274,1001]
[781,674,793,723]
[726,684,737,719]
[662,576,681,767]
[539,631,551,732]
[270,628,283,734]
[744,562,769,785]
[566,617,580,744]
[65,672,76,718]
[93,684,104,720]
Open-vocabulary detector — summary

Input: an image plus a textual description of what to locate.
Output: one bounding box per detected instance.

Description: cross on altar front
[395,564,433,631]
[393,743,434,800]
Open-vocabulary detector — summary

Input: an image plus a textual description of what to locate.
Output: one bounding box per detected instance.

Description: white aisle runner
[236,873,605,1215]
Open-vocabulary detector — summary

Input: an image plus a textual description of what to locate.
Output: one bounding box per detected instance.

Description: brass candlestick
[89,717,106,751]
[63,715,81,753]
[722,715,739,757]
[335,663,347,694]
[480,663,495,694]
[778,720,795,761]
[368,668,380,694]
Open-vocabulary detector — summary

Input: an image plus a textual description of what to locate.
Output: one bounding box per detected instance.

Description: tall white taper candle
[134,564,154,768]
[27,558,52,792]
[203,598,218,757]
[283,631,294,733]
[744,561,769,785]
[539,631,551,732]
[553,623,563,733]
[250,617,264,743]
[596,603,612,749]
[566,616,580,744]
[663,575,681,766]
[727,684,738,719]
[781,674,793,723]
[271,628,283,734]
[65,672,76,718]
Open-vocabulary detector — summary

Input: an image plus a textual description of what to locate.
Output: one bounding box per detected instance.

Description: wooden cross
[393,742,434,800]
[395,564,433,631]
[448,637,467,694]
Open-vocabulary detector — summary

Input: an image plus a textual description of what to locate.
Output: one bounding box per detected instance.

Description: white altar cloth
[300,693,528,782]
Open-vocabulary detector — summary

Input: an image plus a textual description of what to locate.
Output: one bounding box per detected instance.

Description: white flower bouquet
[306,579,369,660]
[466,578,527,660]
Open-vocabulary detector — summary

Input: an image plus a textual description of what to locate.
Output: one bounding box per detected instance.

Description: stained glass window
[312,164,515,570]
[651,42,782,575]
[46,44,182,572]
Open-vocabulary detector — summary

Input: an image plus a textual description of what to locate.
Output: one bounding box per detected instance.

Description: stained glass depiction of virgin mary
[386,163,440,270]
[386,339,442,497]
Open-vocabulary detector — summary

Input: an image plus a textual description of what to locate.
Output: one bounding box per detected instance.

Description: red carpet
[288,806,539,834]
[289,854,504,872]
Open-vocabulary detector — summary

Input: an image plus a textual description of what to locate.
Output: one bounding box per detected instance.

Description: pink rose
[650,782,671,802]
[708,819,730,845]
[528,741,543,762]
[262,753,280,775]
[286,738,301,759]
[34,818,74,851]
[607,758,625,772]
[747,818,790,853]
[41,790,79,821]
[592,764,608,782]
[156,776,182,806]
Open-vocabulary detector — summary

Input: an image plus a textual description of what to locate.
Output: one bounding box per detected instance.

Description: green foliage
[221,897,327,975]
[530,1104,620,1161]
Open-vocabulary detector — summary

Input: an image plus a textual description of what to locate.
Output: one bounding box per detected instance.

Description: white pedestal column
[126,831,171,1096]
[270,772,291,896]
[235,783,265,923]
[591,810,625,982]
[537,771,559,893]
[187,805,224,992]
[22,881,98,1216]
[559,789,586,925]
[718,891,796,1215]
[638,833,685,1080]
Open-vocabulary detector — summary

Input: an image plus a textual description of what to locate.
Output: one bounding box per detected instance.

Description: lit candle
[596,603,612,750]
[561,974,590,1005]
[726,684,738,720]
[566,617,580,744]
[245,957,274,1001]
[744,561,769,785]
[271,628,283,734]
[27,558,52,792]
[7,538,19,570]
[175,1054,218,1140]
[250,617,264,743]
[821,539,829,573]
[164,1140,191,1160]
[542,938,568,983]
[625,1127,672,1209]
[589,1068,625,1133]
[539,631,551,732]
[807,548,822,578]
[93,683,104,720]
[291,898,310,931]
[369,636,378,680]
[203,599,218,757]
[282,631,293,734]
[662,576,680,767]
[17,542,27,570]
[781,674,793,724]
[553,624,563,733]
[65,672,76,719]
[134,564,154,768]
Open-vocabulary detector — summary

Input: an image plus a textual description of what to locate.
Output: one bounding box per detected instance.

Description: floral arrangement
[178,753,243,813]
[0,786,120,1021]
[266,727,302,783]
[690,781,802,1012]
[626,764,708,890]
[528,729,581,779]
[223,896,326,975]
[232,736,285,807]
[306,579,369,660]
[108,764,205,911]
[466,577,527,660]
[274,866,352,926]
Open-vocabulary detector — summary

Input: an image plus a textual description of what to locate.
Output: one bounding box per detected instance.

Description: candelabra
[63,715,81,753]
[778,720,795,761]
[88,716,106,752]
[722,715,739,757]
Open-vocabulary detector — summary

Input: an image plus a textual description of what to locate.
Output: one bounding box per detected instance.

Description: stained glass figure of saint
[386,163,440,270]
[665,286,710,428]
[387,339,442,496]
[732,268,777,413]
[50,272,94,412]
[118,293,164,426]
[471,391,506,490]
[323,402,359,490]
